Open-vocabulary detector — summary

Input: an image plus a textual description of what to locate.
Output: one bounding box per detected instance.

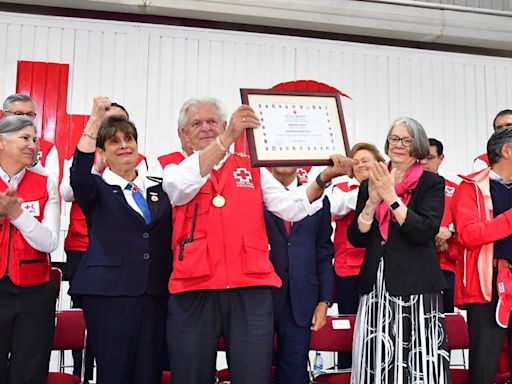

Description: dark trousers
[334,274,359,369]
[82,294,167,384]
[442,270,455,313]
[65,249,94,380]
[0,276,56,384]
[167,287,274,384]
[466,266,512,384]
[274,289,311,384]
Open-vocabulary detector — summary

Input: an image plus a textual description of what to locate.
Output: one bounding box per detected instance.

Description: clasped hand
[0,188,23,220]
[368,161,397,206]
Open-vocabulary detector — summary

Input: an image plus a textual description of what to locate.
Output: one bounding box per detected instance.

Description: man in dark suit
[265,166,335,384]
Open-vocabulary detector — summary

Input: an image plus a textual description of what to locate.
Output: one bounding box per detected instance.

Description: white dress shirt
[101,167,157,218]
[162,152,323,222]
[0,167,60,253]
[329,176,360,218]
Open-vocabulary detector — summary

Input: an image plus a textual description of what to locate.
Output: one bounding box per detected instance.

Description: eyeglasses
[387,135,413,147]
[425,154,439,160]
[4,111,37,119]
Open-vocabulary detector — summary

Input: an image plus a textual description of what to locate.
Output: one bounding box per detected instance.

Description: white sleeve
[45,145,60,181]
[59,158,75,202]
[10,176,60,253]
[162,152,209,206]
[329,186,358,217]
[261,167,323,222]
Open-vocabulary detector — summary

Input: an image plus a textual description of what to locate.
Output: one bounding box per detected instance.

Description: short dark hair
[487,126,512,165]
[110,102,129,119]
[96,116,137,150]
[428,138,444,156]
[351,142,385,163]
[492,109,512,130]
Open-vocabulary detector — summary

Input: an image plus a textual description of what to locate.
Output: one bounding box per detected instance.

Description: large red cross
[1,60,90,169]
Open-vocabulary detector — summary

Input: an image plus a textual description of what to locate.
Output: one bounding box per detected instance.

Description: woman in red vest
[0,115,60,384]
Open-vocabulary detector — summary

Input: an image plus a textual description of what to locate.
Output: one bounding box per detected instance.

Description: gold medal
[212,194,226,208]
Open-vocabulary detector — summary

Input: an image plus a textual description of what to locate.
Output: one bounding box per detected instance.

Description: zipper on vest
[5,223,12,276]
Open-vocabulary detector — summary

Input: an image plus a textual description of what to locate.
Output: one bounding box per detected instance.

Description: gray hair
[3,93,35,111]
[178,97,227,129]
[384,117,430,160]
[0,115,35,136]
[487,126,512,165]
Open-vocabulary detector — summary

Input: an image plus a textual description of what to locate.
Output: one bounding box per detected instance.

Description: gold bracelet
[216,136,228,153]
[82,130,98,140]
[358,213,374,225]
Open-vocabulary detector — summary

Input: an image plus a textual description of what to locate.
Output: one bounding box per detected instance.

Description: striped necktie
[126,183,151,225]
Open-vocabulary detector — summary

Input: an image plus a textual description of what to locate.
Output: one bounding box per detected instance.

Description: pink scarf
[375,162,424,241]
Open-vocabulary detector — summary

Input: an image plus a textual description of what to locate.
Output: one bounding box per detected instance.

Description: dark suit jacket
[265,196,334,328]
[348,171,447,296]
[69,150,172,297]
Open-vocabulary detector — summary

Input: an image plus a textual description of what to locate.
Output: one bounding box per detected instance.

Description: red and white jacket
[0,171,51,286]
[437,179,460,273]
[170,154,281,293]
[452,167,512,306]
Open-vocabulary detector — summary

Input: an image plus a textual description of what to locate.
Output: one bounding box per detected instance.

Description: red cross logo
[297,168,308,183]
[233,168,253,183]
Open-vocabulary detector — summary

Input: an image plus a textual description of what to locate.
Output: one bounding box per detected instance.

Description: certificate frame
[240,88,350,167]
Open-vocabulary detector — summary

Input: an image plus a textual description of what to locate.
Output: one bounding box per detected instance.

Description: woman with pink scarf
[348,117,450,384]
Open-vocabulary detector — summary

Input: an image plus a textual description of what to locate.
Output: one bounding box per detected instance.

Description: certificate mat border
[240,88,350,167]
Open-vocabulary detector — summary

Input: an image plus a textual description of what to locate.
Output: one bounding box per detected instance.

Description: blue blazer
[265,195,334,327]
[69,150,172,297]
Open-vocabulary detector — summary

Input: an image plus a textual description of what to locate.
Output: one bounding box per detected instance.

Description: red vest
[170,154,281,293]
[64,153,148,251]
[437,179,460,273]
[0,171,51,286]
[333,182,365,277]
[158,152,186,168]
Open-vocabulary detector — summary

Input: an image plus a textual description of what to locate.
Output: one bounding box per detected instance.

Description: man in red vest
[162,96,352,384]
[473,109,512,172]
[421,138,460,313]
[2,93,60,182]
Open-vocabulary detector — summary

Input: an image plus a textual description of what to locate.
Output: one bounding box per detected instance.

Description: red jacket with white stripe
[452,167,512,306]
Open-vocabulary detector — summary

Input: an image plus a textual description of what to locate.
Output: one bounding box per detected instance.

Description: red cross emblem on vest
[233,168,252,183]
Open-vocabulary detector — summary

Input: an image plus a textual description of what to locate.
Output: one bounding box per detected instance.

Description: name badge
[21,201,41,216]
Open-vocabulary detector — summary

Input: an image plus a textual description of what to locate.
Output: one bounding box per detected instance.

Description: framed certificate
[240,88,350,167]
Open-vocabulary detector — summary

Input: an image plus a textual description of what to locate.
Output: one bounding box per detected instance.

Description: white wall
[2,10,512,182]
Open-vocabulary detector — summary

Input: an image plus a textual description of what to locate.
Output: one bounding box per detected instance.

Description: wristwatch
[448,223,456,235]
[389,200,400,210]
[320,300,333,308]
[315,173,332,190]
